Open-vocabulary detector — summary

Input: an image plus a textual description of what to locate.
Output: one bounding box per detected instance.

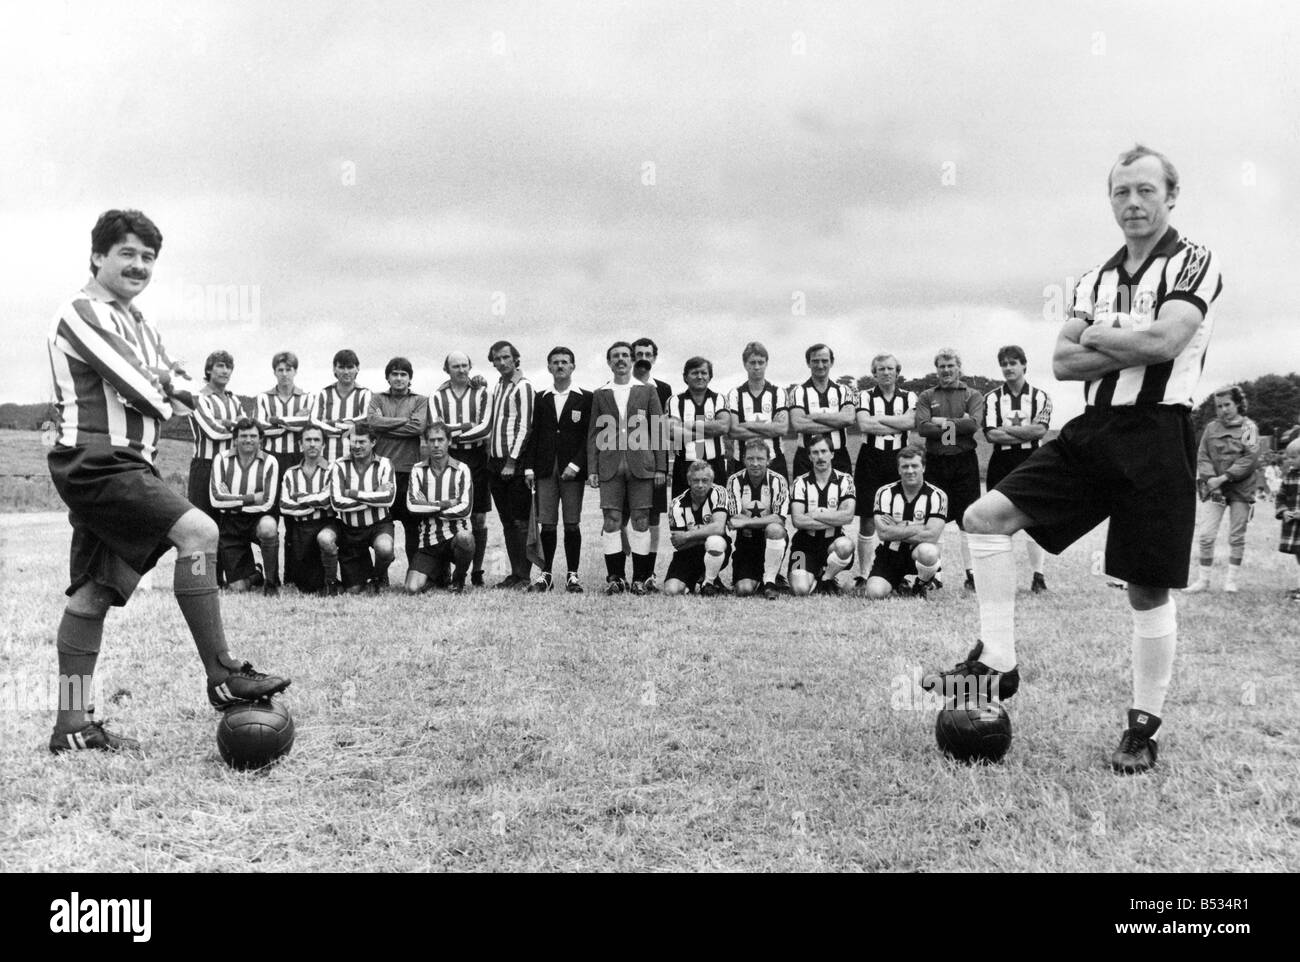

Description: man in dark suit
[523,346,593,593]
[588,341,668,594]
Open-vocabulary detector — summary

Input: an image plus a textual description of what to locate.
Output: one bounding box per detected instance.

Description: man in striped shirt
[789,344,856,478]
[633,338,675,585]
[662,461,732,596]
[256,350,312,477]
[982,345,1052,593]
[461,341,536,589]
[312,349,372,463]
[209,418,281,594]
[367,356,430,579]
[789,434,856,596]
[668,356,730,497]
[854,353,919,585]
[187,350,243,528]
[433,351,492,586]
[726,439,790,600]
[862,446,945,600]
[726,341,791,481]
[45,209,289,753]
[404,421,475,594]
[930,145,1223,775]
[329,420,396,593]
[279,424,340,595]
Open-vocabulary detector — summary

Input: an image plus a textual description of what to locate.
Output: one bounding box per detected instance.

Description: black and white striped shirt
[725,469,789,536]
[668,483,729,532]
[407,457,473,547]
[280,461,334,521]
[190,389,243,462]
[432,381,489,451]
[257,388,313,456]
[671,390,727,462]
[789,379,854,452]
[874,481,948,552]
[983,383,1052,451]
[209,450,279,514]
[726,381,786,461]
[330,455,395,528]
[1071,228,1222,410]
[857,387,918,452]
[462,373,534,460]
[312,384,373,463]
[790,469,855,538]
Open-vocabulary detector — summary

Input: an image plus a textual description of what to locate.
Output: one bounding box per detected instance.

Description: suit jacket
[522,386,593,481]
[587,382,668,480]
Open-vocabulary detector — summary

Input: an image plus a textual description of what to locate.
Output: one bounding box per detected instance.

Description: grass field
[1,439,1298,871]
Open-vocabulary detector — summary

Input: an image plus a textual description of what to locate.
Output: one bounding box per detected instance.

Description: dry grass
[1,480,1298,871]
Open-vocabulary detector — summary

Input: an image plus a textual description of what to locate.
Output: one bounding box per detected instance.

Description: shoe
[364,579,382,596]
[963,571,975,592]
[1108,579,1127,589]
[565,572,584,594]
[494,574,522,590]
[1183,577,1209,594]
[763,582,779,601]
[628,579,648,596]
[817,578,841,596]
[1030,573,1047,594]
[448,579,465,595]
[250,565,265,589]
[853,576,868,589]
[49,715,141,754]
[1288,587,1300,602]
[207,661,292,709]
[262,580,281,598]
[1223,579,1239,594]
[921,641,1019,705]
[930,576,943,590]
[471,571,485,588]
[699,578,720,597]
[911,578,931,599]
[642,574,660,594]
[1111,709,1161,774]
[324,579,341,597]
[528,573,553,593]
[775,574,790,592]
[604,577,626,596]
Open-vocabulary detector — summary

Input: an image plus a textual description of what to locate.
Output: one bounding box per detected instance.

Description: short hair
[606,341,633,361]
[1110,143,1179,194]
[350,420,373,438]
[233,416,261,437]
[934,348,961,367]
[742,438,770,457]
[90,209,162,275]
[805,343,834,365]
[742,341,769,363]
[271,351,298,371]
[997,345,1027,366]
[682,356,713,380]
[442,352,471,374]
[426,420,450,440]
[1214,385,1248,415]
[488,340,520,364]
[896,444,926,465]
[384,356,413,378]
[871,353,900,375]
[686,459,715,480]
[333,349,359,369]
[301,424,324,441]
[806,432,832,453]
[204,350,234,381]
[632,337,658,358]
[547,346,575,365]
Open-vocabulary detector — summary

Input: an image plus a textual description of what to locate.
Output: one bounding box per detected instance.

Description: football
[217,699,295,770]
[935,701,1012,763]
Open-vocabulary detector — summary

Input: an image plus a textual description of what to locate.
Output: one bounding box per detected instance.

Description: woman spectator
[1186,386,1261,594]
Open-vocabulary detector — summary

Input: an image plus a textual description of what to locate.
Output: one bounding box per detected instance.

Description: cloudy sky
[3,1,1296,421]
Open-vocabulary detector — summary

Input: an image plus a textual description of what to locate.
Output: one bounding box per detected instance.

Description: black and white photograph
[0,0,1294,911]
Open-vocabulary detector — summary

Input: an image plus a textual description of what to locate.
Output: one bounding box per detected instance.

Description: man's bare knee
[66,582,115,619]
[963,492,1029,536]
[630,510,650,532]
[168,509,218,554]
[1127,584,1170,611]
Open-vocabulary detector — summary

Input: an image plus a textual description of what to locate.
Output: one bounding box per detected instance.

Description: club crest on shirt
[571,409,582,423]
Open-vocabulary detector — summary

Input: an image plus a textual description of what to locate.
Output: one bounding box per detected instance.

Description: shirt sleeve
[54,299,173,421]
[1070,267,1100,323]
[1033,389,1052,428]
[1163,243,1222,317]
[254,458,279,513]
[509,381,534,460]
[208,453,243,509]
[444,463,472,520]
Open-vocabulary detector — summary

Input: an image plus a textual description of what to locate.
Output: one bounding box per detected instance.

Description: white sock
[1025,534,1045,575]
[601,529,623,556]
[704,537,726,582]
[1131,599,1177,724]
[824,547,851,582]
[915,557,939,583]
[857,535,875,576]
[959,529,973,573]
[1195,563,1212,584]
[968,532,1016,671]
[1225,564,1239,586]
[628,527,650,557]
[764,537,787,584]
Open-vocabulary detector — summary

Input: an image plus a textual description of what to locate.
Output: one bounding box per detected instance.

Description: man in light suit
[523,346,593,593]
[588,341,668,594]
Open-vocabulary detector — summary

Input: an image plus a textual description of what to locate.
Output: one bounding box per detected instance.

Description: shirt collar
[1101,226,1182,273]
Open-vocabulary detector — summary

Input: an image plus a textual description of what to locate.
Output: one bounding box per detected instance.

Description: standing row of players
[187,339,1052,597]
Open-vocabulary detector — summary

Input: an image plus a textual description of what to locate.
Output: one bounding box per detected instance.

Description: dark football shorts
[789,530,835,579]
[868,543,918,590]
[665,536,732,587]
[285,516,337,593]
[451,445,492,514]
[337,520,395,587]
[488,458,532,525]
[217,511,274,583]
[187,457,220,521]
[730,533,772,584]
[854,447,902,520]
[994,405,1197,588]
[48,443,194,605]
[792,445,851,480]
[609,467,655,512]
[923,452,981,528]
[409,539,470,578]
[985,447,1035,492]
